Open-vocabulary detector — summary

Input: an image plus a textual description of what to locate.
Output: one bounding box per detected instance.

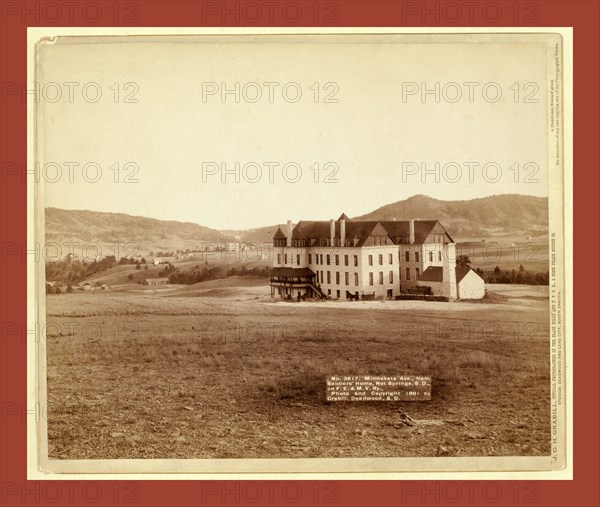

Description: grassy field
[45,279,550,459]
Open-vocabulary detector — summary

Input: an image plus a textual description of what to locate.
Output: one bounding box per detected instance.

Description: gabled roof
[273,227,287,240]
[380,220,453,244]
[418,266,481,283]
[290,218,452,245]
[338,212,350,221]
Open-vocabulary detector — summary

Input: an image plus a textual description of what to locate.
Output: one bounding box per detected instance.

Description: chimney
[286,220,292,247]
[329,219,335,246]
[340,219,346,247]
[442,243,458,300]
[409,219,415,244]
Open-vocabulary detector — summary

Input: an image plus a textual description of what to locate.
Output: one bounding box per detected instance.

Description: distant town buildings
[144,278,169,286]
[270,214,484,300]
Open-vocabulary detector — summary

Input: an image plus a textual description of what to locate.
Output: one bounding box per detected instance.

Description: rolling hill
[45,208,233,256]
[45,194,548,258]
[354,194,548,239]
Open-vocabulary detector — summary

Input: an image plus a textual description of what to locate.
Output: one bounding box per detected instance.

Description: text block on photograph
[326,375,431,401]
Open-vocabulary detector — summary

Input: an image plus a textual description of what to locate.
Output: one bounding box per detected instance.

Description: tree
[55,286,62,294]
[456,255,471,267]
[144,265,148,270]
[494,266,501,275]
[66,285,73,293]
[519,264,525,272]
[128,274,134,280]
[136,264,141,270]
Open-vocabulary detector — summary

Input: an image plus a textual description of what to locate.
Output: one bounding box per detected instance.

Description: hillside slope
[354,194,548,239]
[45,208,233,255]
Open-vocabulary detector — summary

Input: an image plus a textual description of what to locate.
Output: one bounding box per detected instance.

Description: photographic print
[28,30,569,476]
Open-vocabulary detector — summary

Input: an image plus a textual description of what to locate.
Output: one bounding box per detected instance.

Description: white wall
[457,270,485,299]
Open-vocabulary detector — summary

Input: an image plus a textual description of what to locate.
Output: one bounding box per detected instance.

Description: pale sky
[38,34,553,230]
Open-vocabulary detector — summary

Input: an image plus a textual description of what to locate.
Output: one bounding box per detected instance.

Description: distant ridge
[354,194,548,239]
[45,207,233,255]
[45,194,548,255]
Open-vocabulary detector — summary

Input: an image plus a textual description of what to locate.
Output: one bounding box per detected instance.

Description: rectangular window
[429,252,433,262]
[344,255,349,266]
[354,255,358,266]
[335,272,340,284]
[415,252,420,262]
[335,255,339,266]
[416,267,420,278]
[378,254,383,265]
[320,271,324,283]
[308,254,312,264]
[277,254,281,264]
[405,251,410,262]
[284,254,288,264]
[368,255,373,266]
[438,251,442,262]
[389,253,393,264]
[296,254,300,265]
[354,273,359,286]
[345,272,349,285]
[336,290,340,299]
[327,289,331,296]
[327,271,331,284]
[326,255,330,265]
[369,272,374,286]
[389,271,394,283]
[379,272,384,285]
[406,268,410,280]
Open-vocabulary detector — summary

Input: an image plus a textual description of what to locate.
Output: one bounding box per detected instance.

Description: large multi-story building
[270,214,484,300]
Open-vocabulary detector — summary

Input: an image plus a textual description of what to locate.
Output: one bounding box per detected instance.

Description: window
[320,271,324,283]
[389,253,393,264]
[308,254,312,264]
[389,271,394,283]
[296,254,300,265]
[415,252,419,262]
[405,251,410,262]
[429,252,433,262]
[379,272,384,285]
[335,272,340,284]
[368,255,373,266]
[327,271,331,284]
[277,254,281,264]
[345,272,349,285]
[416,267,420,278]
[284,254,288,264]
[344,255,349,266]
[354,273,359,286]
[326,255,330,265]
[328,289,331,296]
[335,255,339,266]
[354,255,358,266]
[336,290,340,299]
[378,254,383,265]
[438,251,442,262]
[406,268,410,280]
[369,273,374,286]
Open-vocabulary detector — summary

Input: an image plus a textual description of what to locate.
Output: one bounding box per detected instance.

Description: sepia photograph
[28,29,569,477]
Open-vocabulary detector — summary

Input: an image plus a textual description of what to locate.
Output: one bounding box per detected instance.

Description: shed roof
[418,266,481,283]
[271,267,315,278]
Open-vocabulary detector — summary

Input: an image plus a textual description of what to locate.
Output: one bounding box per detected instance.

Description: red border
[1,1,598,506]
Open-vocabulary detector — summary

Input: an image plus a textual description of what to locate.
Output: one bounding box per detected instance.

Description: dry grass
[45,281,551,459]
